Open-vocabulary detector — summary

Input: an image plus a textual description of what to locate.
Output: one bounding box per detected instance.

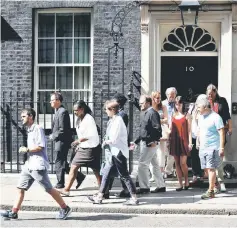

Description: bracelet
[219,147,224,150]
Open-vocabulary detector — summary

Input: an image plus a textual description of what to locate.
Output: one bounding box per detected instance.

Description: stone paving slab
[1,174,237,215]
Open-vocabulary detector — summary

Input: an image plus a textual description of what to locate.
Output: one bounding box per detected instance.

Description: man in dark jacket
[133,95,166,194]
[49,92,85,189]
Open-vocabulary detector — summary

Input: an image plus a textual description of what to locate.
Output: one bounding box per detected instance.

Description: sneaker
[87,194,102,204]
[58,189,70,196]
[1,210,18,219]
[201,190,215,199]
[220,182,226,192]
[56,206,72,220]
[123,198,139,206]
[149,177,155,182]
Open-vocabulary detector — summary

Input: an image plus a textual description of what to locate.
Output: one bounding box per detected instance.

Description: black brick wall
[1,0,141,171]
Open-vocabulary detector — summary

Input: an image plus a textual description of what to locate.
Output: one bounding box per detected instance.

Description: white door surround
[141,10,232,110]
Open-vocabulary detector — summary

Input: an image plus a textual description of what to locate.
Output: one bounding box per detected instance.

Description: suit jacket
[52,105,72,151]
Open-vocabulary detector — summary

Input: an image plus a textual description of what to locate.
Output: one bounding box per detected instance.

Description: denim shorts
[199,148,221,169]
[17,165,53,192]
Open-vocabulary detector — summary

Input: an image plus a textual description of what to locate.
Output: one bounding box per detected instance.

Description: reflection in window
[56,14,73,37]
[74,13,91,37]
[74,67,90,90]
[38,40,54,63]
[74,39,90,63]
[39,67,55,89]
[56,67,73,89]
[38,14,55,37]
[56,39,72,63]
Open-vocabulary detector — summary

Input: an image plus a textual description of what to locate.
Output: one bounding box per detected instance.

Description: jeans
[99,151,136,195]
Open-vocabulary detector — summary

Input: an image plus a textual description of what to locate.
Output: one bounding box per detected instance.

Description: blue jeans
[99,151,136,195]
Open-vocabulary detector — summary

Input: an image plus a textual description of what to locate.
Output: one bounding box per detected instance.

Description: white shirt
[26,124,49,170]
[76,114,99,148]
[106,115,129,158]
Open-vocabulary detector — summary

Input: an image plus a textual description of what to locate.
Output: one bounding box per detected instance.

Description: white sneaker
[220,182,226,192]
[149,177,155,182]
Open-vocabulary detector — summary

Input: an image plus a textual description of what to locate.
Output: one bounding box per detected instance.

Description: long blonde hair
[151,91,162,110]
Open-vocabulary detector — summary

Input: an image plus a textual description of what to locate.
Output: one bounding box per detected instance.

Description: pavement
[0,173,237,216]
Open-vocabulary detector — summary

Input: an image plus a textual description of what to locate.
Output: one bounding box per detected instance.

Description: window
[35,9,92,118]
[162,25,217,52]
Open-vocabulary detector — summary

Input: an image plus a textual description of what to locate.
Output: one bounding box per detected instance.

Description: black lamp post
[178,0,201,26]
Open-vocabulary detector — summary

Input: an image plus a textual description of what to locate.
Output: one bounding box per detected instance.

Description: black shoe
[166,174,174,178]
[176,187,183,191]
[75,174,86,189]
[103,193,110,199]
[151,187,166,193]
[119,190,130,198]
[54,185,64,189]
[136,188,150,194]
[1,210,18,219]
[184,185,190,190]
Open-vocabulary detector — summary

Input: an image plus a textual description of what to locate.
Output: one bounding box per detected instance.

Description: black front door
[161,56,218,101]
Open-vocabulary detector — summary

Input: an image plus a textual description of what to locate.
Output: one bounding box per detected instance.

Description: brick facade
[1,1,141,171]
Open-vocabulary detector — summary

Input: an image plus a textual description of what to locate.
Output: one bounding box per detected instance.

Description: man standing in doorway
[162,87,177,178]
[1,108,71,220]
[50,92,85,189]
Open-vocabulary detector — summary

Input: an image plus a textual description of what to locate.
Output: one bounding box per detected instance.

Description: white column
[140,4,150,94]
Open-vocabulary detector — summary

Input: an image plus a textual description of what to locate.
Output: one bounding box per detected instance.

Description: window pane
[39,67,55,89]
[56,39,72,63]
[38,40,54,63]
[74,13,91,37]
[60,91,73,113]
[74,67,90,89]
[56,13,72,37]
[74,39,90,63]
[56,67,72,89]
[73,91,91,103]
[38,91,53,114]
[38,14,55,37]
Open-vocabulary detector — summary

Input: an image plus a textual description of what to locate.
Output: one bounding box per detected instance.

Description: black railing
[0,90,108,173]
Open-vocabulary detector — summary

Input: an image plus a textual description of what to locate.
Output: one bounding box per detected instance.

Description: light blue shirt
[198,111,224,150]
[162,99,175,125]
[26,124,49,170]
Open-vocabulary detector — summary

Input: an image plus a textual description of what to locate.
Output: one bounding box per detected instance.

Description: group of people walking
[1,83,232,219]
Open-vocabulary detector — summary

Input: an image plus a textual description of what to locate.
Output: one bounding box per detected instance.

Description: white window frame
[34,8,94,128]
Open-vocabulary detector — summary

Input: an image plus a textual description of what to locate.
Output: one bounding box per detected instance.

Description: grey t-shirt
[26,124,49,170]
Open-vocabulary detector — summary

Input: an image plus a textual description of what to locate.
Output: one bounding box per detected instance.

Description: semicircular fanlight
[162,25,217,52]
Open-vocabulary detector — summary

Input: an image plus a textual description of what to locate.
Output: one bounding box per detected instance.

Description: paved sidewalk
[0,173,237,215]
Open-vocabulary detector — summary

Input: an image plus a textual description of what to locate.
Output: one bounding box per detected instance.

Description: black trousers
[190,138,203,177]
[104,177,128,195]
[55,144,70,188]
[55,144,85,188]
[100,152,136,195]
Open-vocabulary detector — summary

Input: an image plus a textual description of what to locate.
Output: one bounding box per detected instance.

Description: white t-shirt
[76,114,99,148]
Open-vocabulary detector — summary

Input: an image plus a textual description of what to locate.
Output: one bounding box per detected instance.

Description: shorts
[17,165,53,192]
[199,148,221,169]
